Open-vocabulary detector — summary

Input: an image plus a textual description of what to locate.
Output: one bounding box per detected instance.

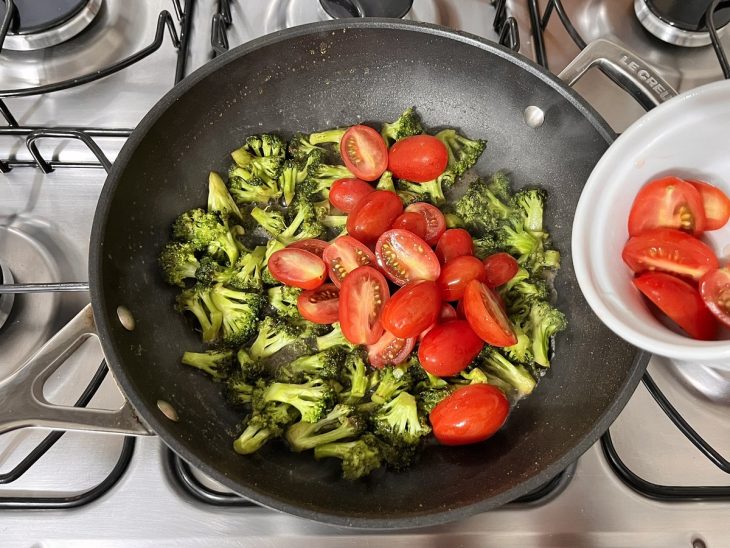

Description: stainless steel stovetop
[1,1,729,546]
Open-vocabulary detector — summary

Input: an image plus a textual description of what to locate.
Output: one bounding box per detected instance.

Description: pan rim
[89,18,647,529]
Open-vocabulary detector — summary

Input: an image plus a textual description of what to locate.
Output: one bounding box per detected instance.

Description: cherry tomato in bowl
[687,179,730,231]
[340,125,388,181]
[628,176,706,236]
[388,135,449,183]
[698,267,730,328]
[338,265,390,345]
[430,384,509,446]
[268,248,326,290]
[405,202,446,245]
[322,235,377,287]
[375,229,441,286]
[329,178,374,213]
[381,280,441,338]
[347,190,404,244]
[418,320,485,377]
[435,228,473,263]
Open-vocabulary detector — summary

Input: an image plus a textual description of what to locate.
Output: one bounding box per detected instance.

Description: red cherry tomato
[367,331,416,368]
[628,176,706,236]
[340,125,388,181]
[430,384,509,446]
[288,238,329,258]
[456,298,466,319]
[381,280,442,338]
[699,267,730,328]
[463,280,517,347]
[391,212,428,240]
[435,228,473,264]
[328,178,374,213]
[322,235,377,288]
[622,228,719,281]
[437,255,486,301]
[268,249,326,290]
[483,252,519,287]
[346,190,404,244]
[418,320,485,377]
[375,229,441,286]
[688,179,730,231]
[405,202,446,245]
[388,135,449,183]
[634,272,717,340]
[419,302,458,341]
[297,283,339,324]
[338,266,390,345]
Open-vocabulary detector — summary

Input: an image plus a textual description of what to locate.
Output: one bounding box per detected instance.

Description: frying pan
[0,21,663,528]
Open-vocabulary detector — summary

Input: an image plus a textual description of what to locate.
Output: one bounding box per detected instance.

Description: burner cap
[0,0,102,51]
[319,0,413,19]
[635,0,730,47]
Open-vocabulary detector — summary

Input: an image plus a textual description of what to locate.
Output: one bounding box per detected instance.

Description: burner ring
[0,260,15,331]
[319,0,413,20]
[634,0,729,47]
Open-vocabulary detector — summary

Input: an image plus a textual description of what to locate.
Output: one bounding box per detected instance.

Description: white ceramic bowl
[572,80,730,371]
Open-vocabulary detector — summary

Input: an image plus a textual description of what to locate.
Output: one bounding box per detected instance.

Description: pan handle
[558,39,677,109]
[0,305,153,436]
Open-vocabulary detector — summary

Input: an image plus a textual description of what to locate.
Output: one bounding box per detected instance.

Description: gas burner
[0,0,102,51]
[0,226,58,378]
[0,260,13,330]
[634,0,730,47]
[318,0,413,19]
[669,360,730,405]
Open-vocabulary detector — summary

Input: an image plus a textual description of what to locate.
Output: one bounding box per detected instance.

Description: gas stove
[1,1,729,545]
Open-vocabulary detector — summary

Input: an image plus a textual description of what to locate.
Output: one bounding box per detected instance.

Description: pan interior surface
[91,21,646,528]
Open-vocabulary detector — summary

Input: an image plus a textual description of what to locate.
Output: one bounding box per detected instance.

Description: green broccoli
[225,373,255,406]
[251,198,324,245]
[232,402,297,455]
[307,164,354,197]
[444,212,464,228]
[181,349,233,380]
[285,403,365,452]
[231,146,283,184]
[176,285,222,343]
[249,315,301,360]
[228,167,282,204]
[159,241,200,287]
[376,170,396,192]
[479,349,536,397]
[503,318,533,364]
[372,392,431,447]
[172,208,239,265]
[261,378,336,423]
[316,322,357,351]
[267,285,302,318]
[371,365,412,404]
[529,300,567,368]
[210,285,262,347]
[380,107,424,145]
[314,432,384,480]
[244,133,286,159]
[236,348,264,381]
[513,188,547,235]
[435,128,486,177]
[276,347,346,383]
[339,352,369,404]
[208,171,242,221]
[228,246,267,290]
[396,177,447,206]
[278,158,311,206]
[288,133,326,161]
[416,387,454,415]
[308,127,348,146]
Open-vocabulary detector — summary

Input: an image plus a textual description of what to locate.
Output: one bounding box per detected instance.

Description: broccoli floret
[267,285,302,317]
[251,199,324,245]
[172,209,239,265]
[396,177,447,206]
[249,315,300,360]
[513,188,547,235]
[250,206,287,238]
[208,171,242,221]
[309,127,348,146]
[339,352,369,404]
[316,322,357,351]
[209,285,262,347]
[232,402,297,455]
[479,349,536,397]
[226,372,255,406]
[181,349,233,380]
[278,158,312,207]
[227,246,267,291]
[176,285,222,343]
[376,170,396,192]
[471,234,499,260]
[276,347,346,383]
[194,255,231,286]
[262,378,336,423]
[529,300,567,368]
[314,432,384,480]
[497,218,544,268]
[307,164,354,197]
[231,145,283,184]
[444,212,465,229]
[288,132,326,161]
[236,348,264,381]
[380,107,424,145]
[395,189,419,206]
[435,128,486,177]
[416,387,454,415]
[244,133,286,159]
[503,318,533,364]
[228,167,282,204]
[371,365,412,404]
[286,403,365,452]
[458,366,490,385]
[159,241,200,287]
[372,392,431,446]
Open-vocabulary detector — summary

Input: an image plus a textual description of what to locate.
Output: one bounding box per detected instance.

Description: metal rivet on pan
[157,400,179,422]
[116,305,135,331]
[523,106,545,128]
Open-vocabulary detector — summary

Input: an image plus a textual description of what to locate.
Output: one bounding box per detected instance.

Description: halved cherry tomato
[483,252,519,287]
[622,228,719,281]
[328,178,374,213]
[297,283,339,324]
[628,176,706,236]
[388,135,449,183]
[381,280,441,338]
[346,190,404,244]
[463,280,517,347]
[437,255,486,301]
[340,125,388,181]
[405,202,446,245]
[367,331,416,368]
[288,238,329,258]
[456,298,466,319]
[699,267,730,328]
[688,179,730,231]
[268,249,326,290]
[375,229,441,286]
[634,272,717,340]
[430,384,509,446]
[420,302,458,340]
[435,228,473,264]
[391,212,428,240]
[322,235,377,288]
[338,266,390,345]
[418,320,485,377]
